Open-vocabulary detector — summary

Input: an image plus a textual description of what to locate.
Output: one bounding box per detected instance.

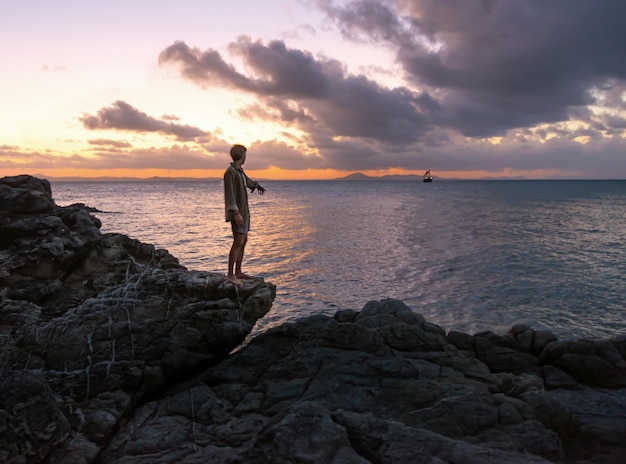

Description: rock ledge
[1,176,625,463]
[1,175,275,462]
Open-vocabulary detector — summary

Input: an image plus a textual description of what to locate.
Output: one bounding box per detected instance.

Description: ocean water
[51,179,626,341]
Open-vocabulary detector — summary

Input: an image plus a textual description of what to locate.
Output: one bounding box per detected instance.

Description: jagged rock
[542,365,580,390]
[506,324,559,356]
[0,175,276,463]
[540,339,626,388]
[0,175,55,215]
[0,370,70,463]
[98,299,626,464]
[2,175,626,463]
[473,331,539,373]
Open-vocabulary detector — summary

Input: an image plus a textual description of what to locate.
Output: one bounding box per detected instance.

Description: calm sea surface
[51,180,626,340]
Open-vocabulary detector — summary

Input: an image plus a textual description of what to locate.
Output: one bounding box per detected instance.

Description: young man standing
[224,144,266,286]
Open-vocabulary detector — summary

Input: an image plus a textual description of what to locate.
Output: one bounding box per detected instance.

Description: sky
[2,0,626,180]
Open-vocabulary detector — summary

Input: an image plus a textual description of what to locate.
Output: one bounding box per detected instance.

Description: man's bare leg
[227,232,247,286]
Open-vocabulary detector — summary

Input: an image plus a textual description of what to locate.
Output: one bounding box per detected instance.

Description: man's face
[241,152,247,165]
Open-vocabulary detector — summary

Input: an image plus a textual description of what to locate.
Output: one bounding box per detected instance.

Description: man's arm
[244,172,266,195]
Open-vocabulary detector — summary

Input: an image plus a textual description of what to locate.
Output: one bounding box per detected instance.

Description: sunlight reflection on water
[52,180,626,340]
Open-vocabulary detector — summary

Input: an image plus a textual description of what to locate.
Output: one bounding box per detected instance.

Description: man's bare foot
[226,275,243,287]
[236,272,254,279]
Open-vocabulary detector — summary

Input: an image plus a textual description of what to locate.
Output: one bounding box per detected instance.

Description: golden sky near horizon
[2,0,626,180]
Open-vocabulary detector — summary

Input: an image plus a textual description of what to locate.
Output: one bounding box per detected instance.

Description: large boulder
[99,299,626,463]
[539,337,626,388]
[0,175,276,463]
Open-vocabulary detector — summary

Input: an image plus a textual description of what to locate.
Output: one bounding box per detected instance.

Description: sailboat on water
[423,170,433,182]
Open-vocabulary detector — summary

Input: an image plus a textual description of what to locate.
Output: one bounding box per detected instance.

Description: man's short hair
[230,144,247,161]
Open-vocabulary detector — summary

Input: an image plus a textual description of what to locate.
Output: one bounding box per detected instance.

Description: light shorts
[231,215,250,234]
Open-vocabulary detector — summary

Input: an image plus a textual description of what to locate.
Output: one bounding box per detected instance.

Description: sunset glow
[2,1,626,180]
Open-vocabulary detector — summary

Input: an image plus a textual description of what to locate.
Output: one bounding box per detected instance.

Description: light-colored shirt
[223,163,259,222]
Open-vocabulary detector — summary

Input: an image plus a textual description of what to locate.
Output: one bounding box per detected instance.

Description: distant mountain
[336,172,535,181]
[336,172,427,181]
[338,172,373,180]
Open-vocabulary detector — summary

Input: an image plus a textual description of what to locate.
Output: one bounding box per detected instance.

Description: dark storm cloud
[155,1,626,176]
[318,0,626,137]
[160,39,333,97]
[159,39,430,145]
[80,101,208,141]
[242,140,327,171]
[235,100,315,126]
[304,136,391,171]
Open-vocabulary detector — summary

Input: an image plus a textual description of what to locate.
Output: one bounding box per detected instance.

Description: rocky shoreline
[1,175,625,463]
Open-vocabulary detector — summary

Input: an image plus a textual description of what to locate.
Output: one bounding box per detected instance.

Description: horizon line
[25,174,626,182]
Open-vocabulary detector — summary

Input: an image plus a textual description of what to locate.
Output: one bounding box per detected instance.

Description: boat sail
[423,170,433,182]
